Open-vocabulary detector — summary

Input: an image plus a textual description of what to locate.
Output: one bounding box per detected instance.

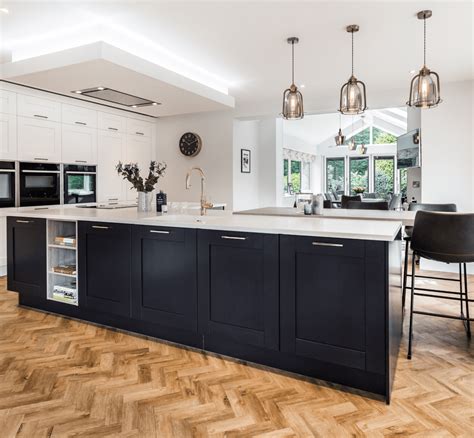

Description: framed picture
[241,149,251,173]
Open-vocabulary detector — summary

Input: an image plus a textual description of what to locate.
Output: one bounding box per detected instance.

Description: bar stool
[402,203,457,308]
[407,211,474,359]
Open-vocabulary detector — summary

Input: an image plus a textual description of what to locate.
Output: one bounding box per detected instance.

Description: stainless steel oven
[19,162,61,207]
[63,164,97,204]
[0,161,16,208]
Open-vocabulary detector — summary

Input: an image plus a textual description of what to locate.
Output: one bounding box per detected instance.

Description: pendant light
[335,114,345,145]
[339,25,367,115]
[282,37,304,120]
[407,10,441,108]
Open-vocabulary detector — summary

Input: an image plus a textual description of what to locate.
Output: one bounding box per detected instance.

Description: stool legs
[402,241,409,308]
[407,253,416,359]
[463,263,471,338]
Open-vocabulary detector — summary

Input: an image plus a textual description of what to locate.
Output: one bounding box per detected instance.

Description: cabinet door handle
[312,242,344,248]
[108,127,118,131]
[108,198,119,201]
[16,219,32,224]
[92,225,109,230]
[34,114,48,119]
[75,160,87,163]
[221,235,247,241]
[150,230,170,234]
[34,157,48,161]
[74,121,87,125]
[34,207,49,210]
[135,132,144,136]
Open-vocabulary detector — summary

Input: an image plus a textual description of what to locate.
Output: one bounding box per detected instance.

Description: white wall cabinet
[0,113,17,160]
[62,125,98,164]
[17,94,61,122]
[125,134,152,201]
[0,90,16,115]
[97,130,126,202]
[17,116,61,162]
[62,104,97,128]
[98,112,126,133]
[127,118,152,138]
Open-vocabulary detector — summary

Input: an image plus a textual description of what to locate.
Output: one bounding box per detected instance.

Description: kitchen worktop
[235,206,416,226]
[8,207,402,241]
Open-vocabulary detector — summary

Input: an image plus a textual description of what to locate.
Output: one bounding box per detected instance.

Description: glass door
[349,156,369,195]
[374,156,395,199]
[326,158,345,196]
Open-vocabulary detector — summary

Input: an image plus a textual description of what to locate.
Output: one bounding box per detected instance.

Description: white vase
[137,191,153,212]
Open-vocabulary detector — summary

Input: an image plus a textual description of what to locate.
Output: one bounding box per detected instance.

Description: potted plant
[353,186,366,195]
[116,161,167,212]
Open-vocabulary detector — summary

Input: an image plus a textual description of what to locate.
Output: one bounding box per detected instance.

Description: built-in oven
[63,164,97,204]
[19,162,61,207]
[0,161,16,208]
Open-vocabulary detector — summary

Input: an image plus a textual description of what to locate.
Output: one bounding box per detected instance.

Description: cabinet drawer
[18,94,60,122]
[62,104,97,128]
[0,90,17,115]
[127,118,152,137]
[295,236,365,258]
[98,112,126,133]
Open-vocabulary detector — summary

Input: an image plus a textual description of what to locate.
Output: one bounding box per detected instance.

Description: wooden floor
[0,272,472,438]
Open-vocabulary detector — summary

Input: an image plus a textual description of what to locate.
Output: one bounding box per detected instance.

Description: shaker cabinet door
[7,217,46,298]
[78,221,131,317]
[198,230,279,350]
[131,226,198,332]
[280,235,387,373]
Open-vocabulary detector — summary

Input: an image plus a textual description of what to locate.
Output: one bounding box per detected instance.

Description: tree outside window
[374,156,394,199]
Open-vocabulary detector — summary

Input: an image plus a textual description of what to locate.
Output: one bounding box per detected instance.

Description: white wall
[421,80,473,212]
[233,120,260,211]
[420,80,473,273]
[156,110,234,209]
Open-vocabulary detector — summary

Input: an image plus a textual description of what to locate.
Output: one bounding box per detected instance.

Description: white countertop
[5,206,402,241]
[235,206,416,226]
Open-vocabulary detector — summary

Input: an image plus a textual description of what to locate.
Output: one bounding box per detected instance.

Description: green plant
[116,161,167,192]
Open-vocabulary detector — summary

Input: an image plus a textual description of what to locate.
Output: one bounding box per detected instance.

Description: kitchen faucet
[185,167,213,215]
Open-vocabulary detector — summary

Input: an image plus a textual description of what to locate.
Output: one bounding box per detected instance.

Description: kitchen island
[6,208,403,402]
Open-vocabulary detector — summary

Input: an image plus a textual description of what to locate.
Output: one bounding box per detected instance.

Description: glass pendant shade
[282,84,304,120]
[339,76,367,115]
[407,10,441,109]
[281,37,304,120]
[335,128,345,146]
[408,67,441,108]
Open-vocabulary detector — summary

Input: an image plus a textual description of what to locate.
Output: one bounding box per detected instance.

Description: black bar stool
[407,211,474,359]
[402,203,457,308]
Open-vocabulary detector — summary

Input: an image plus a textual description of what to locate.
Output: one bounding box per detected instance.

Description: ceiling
[1,1,472,118]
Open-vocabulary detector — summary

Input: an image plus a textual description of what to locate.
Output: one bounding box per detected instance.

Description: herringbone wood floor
[0,272,472,437]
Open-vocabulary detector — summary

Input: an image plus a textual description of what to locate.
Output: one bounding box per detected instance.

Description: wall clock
[179,132,202,157]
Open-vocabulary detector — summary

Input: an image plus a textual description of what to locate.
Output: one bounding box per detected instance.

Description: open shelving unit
[47,220,78,306]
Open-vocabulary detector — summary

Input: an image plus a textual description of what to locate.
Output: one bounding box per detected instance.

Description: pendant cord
[351,31,354,76]
[291,41,295,85]
[423,17,426,67]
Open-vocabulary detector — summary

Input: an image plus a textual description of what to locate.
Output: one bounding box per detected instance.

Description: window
[344,126,397,146]
[290,160,301,193]
[283,159,310,194]
[326,158,345,195]
[374,156,395,199]
[399,168,407,199]
[349,156,369,195]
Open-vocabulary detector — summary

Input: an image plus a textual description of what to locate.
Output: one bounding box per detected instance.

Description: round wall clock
[179,132,202,157]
